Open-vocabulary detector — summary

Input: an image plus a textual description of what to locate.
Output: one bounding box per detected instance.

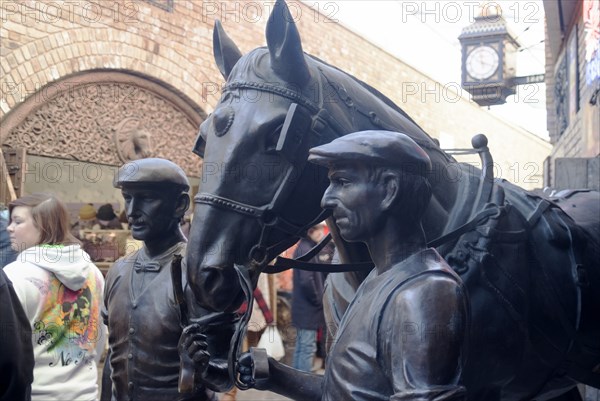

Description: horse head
[187,1,336,312]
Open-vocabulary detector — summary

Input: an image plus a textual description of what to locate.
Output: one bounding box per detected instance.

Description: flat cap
[113,158,190,191]
[308,130,431,175]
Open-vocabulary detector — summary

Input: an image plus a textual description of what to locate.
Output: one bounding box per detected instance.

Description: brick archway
[1,70,206,175]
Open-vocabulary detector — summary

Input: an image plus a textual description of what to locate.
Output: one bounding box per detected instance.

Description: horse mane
[306,53,422,129]
[307,53,452,161]
[231,48,449,159]
[233,48,419,129]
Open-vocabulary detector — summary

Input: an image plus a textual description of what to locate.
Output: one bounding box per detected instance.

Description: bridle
[191,74,349,389]
[193,76,344,268]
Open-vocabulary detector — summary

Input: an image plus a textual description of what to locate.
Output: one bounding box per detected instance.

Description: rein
[265,203,503,275]
[265,135,500,275]
[228,264,254,390]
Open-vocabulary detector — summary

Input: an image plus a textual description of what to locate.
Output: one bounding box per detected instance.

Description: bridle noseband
[194,78,342,267]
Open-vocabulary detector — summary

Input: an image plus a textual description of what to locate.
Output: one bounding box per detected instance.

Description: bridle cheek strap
[194,100,340,266]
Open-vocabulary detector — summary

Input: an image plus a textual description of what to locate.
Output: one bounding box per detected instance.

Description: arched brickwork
[1,70,205,175]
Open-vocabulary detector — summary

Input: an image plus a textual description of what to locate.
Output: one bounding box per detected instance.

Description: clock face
[466,45,500,80]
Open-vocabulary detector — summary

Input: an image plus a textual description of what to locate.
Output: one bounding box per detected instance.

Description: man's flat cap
[113,158,190,191]
[308,130,431,175]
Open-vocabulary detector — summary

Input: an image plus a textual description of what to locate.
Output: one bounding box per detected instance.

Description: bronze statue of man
[306,130,469,400]
[184,131,469,400]
[101,158,218,401]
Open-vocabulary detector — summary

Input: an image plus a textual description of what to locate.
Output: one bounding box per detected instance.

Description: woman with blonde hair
[4,193,106,401]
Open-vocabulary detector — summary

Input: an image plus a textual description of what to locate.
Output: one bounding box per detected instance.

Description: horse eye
[213,106,235,137]
[265,125,283,153]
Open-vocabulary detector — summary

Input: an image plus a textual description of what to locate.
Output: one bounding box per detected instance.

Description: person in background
[95,204,122,230]
[4,193,106,401]
[0,267,34,401]
[291,223,334,372]
[0,206,17,268]
[247,274,273,348]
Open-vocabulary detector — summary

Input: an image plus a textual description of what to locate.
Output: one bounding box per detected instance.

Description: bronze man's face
[321,163,386,243]
[121,186,179,242]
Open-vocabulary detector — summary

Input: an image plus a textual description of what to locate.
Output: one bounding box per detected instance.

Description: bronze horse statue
[186,1,600,399]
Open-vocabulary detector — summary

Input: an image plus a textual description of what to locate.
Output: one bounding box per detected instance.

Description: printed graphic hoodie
[4,244,106,401]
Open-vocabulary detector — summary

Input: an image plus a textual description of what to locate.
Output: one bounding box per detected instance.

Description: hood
[19,244,92,291]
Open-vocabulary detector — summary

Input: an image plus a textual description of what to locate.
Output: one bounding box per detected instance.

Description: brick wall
[1,0,551,189]
[0,0,220,116]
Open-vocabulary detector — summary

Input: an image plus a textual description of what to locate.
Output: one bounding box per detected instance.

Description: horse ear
[213,20,242,80]
[266,0,311,86]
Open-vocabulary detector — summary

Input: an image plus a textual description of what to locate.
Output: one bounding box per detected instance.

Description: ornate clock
[466,45,500,81]
[458,7,519,106]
